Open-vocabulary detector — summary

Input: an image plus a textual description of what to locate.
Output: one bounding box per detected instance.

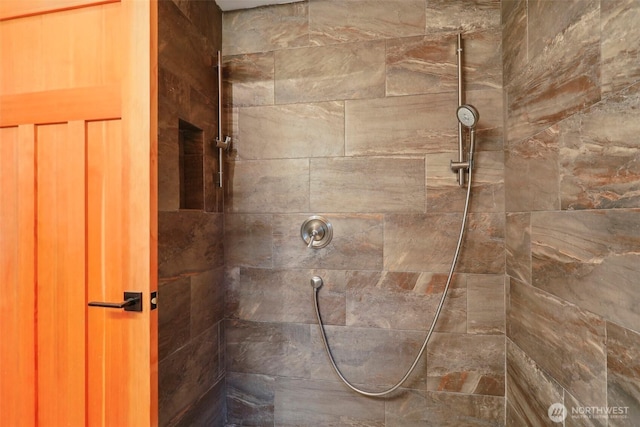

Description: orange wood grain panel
[0,0,118,22]
[36,122,86,427]
[0,85,121,127]
[0,125,36,427]
[0,2,123,95]
[86,119,124,427]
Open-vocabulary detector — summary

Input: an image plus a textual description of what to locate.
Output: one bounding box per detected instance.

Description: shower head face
[457,104,479,128]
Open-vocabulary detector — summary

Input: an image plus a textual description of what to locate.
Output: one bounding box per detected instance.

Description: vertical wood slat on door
[36,121,86,427]
[0,125,36,427]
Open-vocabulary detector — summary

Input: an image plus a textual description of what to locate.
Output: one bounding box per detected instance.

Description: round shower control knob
[301,215,333,249]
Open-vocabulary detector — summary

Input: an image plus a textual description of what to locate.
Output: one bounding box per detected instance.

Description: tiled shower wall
[503,0,640,425]
[157,1,225,425]
[222,0,506,425]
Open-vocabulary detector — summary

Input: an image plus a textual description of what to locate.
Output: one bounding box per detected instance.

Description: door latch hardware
[88,292,143,312]
[150,291,158,310]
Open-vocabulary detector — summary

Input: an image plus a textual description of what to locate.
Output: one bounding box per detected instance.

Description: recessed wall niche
[178,119,204,210]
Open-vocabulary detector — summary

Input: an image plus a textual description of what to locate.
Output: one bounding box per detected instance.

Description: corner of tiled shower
[158,1,640,426]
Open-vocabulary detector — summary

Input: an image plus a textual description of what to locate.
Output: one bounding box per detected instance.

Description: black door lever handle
[88,292,143,312]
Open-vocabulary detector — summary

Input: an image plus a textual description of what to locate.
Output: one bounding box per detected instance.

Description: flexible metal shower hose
[312,160,475,397]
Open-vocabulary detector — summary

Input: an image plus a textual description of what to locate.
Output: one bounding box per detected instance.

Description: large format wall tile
[158,211,224,278]
[224,214,273,268]
[274,378,386,427]
[501,0,527,87]
[345,271,466,333]
[507,278,606,407]
[386,34,457,97]
[505,4,600,144]
[506,340,564,427]
[227,267,346,325]
[222,2,309,55]
[601,0,640,95]
[226,372,276,426]
[385,213,504,274]
[467,274,504,334]
[236,101,344,160]
[426,332,505,396]
[309,325,427,389]
[309,0,425,46]
[272,214,384,271]
[159,325,222,424]
[226,158,309,213]
[309,157,425,213]
[345,93,457,155]
[505,212,531,285]
[505,125,560,213]
[226,319,310,378]
[427,150,505,214]
[223,52,274,107]
[275,40,385,103]
[607,322,640,425]
[531,209,640,332]
[425,0,501,33]
[386,390,505,427]
[560,83,640,210]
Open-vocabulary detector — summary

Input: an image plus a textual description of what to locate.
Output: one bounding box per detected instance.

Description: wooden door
[0,1,158,426]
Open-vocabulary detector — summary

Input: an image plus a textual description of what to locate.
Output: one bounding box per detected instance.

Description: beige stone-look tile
[309,0,425,46]
[190,268,224,338]
[501,0,527,86]
[384,212,504,274]
[386,390,505,427]
[607,321,640,426]
[235,101,344,160]
[275,40,386,104]
[386,34,457,97]
[527,0,598,61]
[463,29,503,92]
[345,271,466,333]
[467,274,504,334]
[506,401,528,427]
[565,392,608,427]
[506,340,564,427]
[505,125,560,213]
[227,267,346,325]
[506,4,600,144]
[225,319,310,378]
[226,372,276,426]
[226,158,309,213]
[168,379,225,427]
[274,377,386,427]
[309,325,427,389]
[601,0,640,95]
[427,150,504,214]
[159,276,191,361]
[425,0,502,33]
[222,2,309,55]
[309,157,425,213]
[224,213,273,268]
[346,93,457,156]
[426,332,505,396]
[466,88,505,151]
[505,212,531,285]
[531,209,640,333]
[507,278,607,407]
[272,214,384,271]
[223,52,274,107]
[159,325,221,424]
[560,83,640,210]
[159,0,216,96]
[158,211,224,278]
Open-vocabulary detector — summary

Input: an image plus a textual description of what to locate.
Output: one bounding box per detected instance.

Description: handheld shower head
[457,104,479,128]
